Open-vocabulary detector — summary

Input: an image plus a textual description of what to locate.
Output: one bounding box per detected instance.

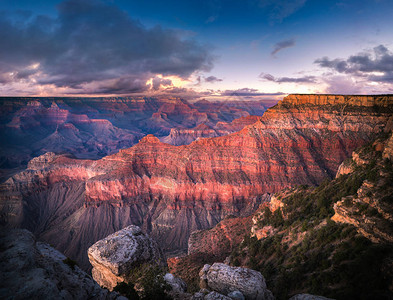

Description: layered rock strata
[0,97,270,174]
[1,94,392,269]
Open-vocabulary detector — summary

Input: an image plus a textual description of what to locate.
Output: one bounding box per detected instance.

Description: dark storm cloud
[152,76,173,90]
[314,45,393,82]
[0,0,214,92]
[271,38,296,56]
[15,68,39,80]
[93,76,151,94]
[205,76,223,83]
[221,88,285,97]
[260,73,316,83]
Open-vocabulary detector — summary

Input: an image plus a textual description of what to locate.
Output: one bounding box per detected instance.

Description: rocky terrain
[1,94,392,272]
[173,130,393,299]
[88,226,277,300]
[0,228,126,300]
[0,97,270,179]
[331,134,393,243]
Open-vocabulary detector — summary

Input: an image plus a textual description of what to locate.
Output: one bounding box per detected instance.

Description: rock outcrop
[188,213,255,256]
[0,229,125,300]
[199,263,274,300]
[88,225,166,290]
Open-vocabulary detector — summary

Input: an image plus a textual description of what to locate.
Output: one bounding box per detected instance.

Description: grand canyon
[2,0,393,299]
[1,94,393,299]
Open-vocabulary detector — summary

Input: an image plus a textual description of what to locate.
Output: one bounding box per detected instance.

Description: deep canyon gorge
[1,94,392,272]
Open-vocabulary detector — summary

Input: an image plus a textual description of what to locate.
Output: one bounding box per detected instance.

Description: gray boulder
[164,273,187,293]
[199,263,274,300]
[228,290,245,300]
[0,229,125,300]
[88,225,166,290]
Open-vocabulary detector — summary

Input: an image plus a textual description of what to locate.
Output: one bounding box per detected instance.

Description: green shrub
[127,264,172,300]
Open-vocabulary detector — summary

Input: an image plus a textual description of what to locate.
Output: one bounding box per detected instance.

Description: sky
[0,0,392,100]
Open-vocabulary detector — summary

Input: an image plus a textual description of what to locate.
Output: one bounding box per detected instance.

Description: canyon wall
[1,94,392,270]
[282,94,393,107]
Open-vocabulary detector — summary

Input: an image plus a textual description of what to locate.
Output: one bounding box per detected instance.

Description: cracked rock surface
[200,263,274,300]
[88,225,166,290]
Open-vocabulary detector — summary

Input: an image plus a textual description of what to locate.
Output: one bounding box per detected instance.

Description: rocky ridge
[88,226,271,300]
[332,132,393,243]
[0,97,270,176]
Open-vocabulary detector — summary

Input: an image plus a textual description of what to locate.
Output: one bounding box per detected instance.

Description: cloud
[260,73,316,83]
[258,0,307,23]
[314,45,393,83]
[205,0,221,24]
[323,76,362,94]
[59,74,150,94]
[205,15,218,23]
[271,38,296,56]
[152,76,173,90]
[0,0,214,94]
[205,76,223,83]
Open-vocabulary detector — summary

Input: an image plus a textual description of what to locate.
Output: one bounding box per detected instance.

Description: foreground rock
[0,229,125,300]
[200,263,274,300]
[88,225,166,290]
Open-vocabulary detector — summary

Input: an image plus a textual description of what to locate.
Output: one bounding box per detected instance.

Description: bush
[127,264,172,300]
[138,266,172,300]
